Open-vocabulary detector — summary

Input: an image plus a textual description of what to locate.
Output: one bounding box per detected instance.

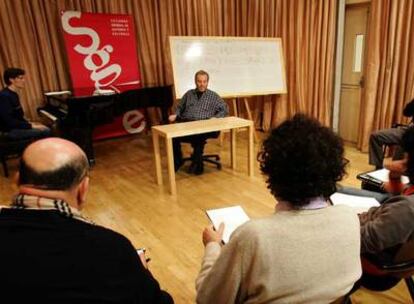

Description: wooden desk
[152,116,254,195]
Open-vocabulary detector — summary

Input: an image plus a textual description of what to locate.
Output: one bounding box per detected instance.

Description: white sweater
[196,205,361,304]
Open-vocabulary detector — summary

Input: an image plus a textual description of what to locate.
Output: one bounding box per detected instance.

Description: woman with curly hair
[196,114,362,304]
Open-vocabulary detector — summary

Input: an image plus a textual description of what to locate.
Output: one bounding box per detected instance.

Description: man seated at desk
[169,70,228,175]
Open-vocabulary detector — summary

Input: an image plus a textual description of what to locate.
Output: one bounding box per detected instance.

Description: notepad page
[367,168,409,184]
[330,192,380,214]
[206,206,250,244]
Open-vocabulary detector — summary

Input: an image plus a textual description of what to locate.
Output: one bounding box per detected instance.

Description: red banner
[61,11,146,139]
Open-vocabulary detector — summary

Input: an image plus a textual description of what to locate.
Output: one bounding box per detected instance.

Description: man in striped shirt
[169,70,228,175]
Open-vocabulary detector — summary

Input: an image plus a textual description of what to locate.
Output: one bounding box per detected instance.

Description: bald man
[0,138,173,304]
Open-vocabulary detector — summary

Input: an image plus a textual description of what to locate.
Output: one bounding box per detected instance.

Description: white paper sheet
[206,206,250,244]
[330,192,380,214]
[367,168,409,184]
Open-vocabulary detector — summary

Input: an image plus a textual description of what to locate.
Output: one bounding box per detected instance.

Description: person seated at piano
[0,67,50,140]
[168,70,228,175]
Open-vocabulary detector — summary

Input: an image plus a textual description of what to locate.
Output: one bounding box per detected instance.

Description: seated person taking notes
[169,70,228,175]
[344,126,414,293]
[0,138,173,303]
[369,98,414,169]
[360,126,414,254]
[195,114,361,304]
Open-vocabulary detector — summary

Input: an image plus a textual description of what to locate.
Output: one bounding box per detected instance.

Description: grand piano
[38,85,174,164]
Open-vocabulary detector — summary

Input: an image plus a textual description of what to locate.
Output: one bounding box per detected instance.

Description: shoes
[174,160,184,172]
[188,160,204,175]
[188,161,197,174]
[194,162,204,175]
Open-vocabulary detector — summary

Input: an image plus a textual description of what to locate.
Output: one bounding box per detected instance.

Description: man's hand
[382,169,404,194]
[202,222,224,246]
[168,115,177,123]
[384,158,407,174]
[137,249,149,269]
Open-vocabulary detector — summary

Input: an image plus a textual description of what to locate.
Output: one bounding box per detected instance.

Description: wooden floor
[0,131,411,303]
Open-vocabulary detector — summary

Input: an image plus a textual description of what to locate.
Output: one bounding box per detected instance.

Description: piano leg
[89,158,96,166]
[63,126,95,166]
[1,154,9,177]
[84,127,95,166]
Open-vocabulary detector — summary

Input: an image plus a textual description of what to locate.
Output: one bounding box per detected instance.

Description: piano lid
[73,82,142,97]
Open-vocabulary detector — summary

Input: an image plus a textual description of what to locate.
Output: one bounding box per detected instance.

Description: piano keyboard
[39,109,58,122]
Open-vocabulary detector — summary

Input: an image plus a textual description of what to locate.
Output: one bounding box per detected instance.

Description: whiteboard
[169,36,287,99]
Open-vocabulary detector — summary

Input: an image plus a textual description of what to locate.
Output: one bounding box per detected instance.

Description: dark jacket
[0,208,174,304]
[359,195,414,255]
[0,87,31,131]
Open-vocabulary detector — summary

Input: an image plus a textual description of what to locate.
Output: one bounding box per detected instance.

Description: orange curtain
[358,0,414,152]
[0,0,338,129]
[244,0,338,129]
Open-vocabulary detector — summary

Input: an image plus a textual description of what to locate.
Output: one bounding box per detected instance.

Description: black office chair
[0,133,34,177]
[182,152,222,170]
[345,240,414,303]
[181,131,222,172]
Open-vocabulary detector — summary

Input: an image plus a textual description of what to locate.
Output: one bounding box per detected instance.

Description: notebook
[357,168,409,185]
[206,205,250,244]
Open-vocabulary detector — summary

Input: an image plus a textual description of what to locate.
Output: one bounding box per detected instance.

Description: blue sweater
[0,87,31,131]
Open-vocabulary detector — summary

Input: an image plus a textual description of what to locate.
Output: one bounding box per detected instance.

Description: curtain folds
[358,0,414,152]
[0,0,337,130]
